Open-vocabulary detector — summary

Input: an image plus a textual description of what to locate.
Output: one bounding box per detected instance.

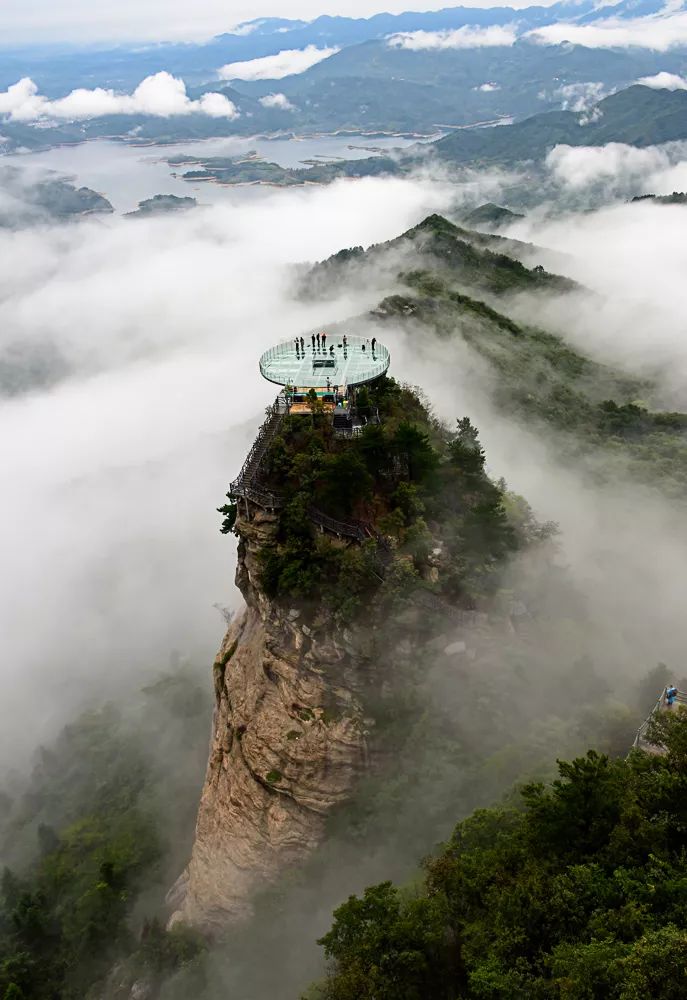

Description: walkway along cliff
[168,333,551,931]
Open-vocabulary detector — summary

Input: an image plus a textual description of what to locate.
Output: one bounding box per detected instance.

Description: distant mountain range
[2,0,687,149]
[1,0,674,94]
[208,39,686,137]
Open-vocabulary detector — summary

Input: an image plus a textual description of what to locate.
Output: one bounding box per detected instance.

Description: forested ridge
[309,214,687,499]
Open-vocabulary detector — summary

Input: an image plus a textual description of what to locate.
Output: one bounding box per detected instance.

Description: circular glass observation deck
[259,334,390,390]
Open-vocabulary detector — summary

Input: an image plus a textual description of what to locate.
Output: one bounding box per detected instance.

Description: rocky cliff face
[168,506,371,932]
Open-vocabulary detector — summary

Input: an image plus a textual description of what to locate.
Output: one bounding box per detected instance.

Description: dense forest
[311,707,687,1000]
[0,669,210,999]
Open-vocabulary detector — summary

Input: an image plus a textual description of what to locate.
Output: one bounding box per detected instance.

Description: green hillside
[304,214,574,297]
[225,39,687,136]
[306,214,687,497]
[432,86,687,165]
[463,203,525,228]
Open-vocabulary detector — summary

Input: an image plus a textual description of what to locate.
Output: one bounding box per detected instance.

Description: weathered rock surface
[169,507,369,931]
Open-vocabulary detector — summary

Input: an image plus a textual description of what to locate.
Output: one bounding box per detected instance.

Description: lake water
[8,133,437,213]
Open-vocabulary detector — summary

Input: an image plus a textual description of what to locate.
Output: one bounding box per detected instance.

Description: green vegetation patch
[250,375,543,619]
[0,669,211,1000]
[313,709,687,1000]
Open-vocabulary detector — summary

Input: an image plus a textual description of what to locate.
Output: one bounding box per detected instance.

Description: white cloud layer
[527,9,687,51]
[544,141,687,191]
[259,92,296,110]
[475,82,501,92]
[638,71,687,90]
[506,195,687,411]
[554,81,607,113]
[0,73,239,123]
[218,45,339,81]
[387,24,517,50]
[0,170,454,762]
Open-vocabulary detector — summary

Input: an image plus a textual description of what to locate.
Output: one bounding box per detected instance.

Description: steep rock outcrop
[169,507,370,931]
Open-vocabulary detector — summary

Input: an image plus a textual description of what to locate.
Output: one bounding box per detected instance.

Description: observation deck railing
[633,688,687,754]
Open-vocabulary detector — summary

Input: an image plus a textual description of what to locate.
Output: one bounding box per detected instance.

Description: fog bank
[0,172,452,765]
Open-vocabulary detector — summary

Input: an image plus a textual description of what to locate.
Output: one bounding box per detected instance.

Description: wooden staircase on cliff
[228,393,383,544]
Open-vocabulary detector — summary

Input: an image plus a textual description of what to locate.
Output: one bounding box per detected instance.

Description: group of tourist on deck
[293,333,378,359]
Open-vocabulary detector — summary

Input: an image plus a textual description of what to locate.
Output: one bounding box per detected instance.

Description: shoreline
[3,127,443,160]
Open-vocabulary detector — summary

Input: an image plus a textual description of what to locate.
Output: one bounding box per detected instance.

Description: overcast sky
[1,0,558,45]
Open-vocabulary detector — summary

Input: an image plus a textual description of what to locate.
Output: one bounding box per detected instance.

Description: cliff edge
[168,505,371,931]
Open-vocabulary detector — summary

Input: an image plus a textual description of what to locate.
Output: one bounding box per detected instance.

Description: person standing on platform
[322,332,327,349]
[371,337,376,352]
[300,336,305,351]
[311,333,315,349]
[343,335,347,349]
[317,333,321,350]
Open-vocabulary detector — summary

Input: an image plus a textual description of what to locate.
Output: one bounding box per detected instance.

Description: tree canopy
[313,710,687,1000]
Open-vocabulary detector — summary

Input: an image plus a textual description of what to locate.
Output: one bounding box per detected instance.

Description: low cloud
[638,71,687,90]
[0,73,239,123]
[259,92,296,111]
[544,141,687,192]
[475,82,501,92]
[218,45,339,81]
[527,9,687,51]
[0,169,453,763]
[505,196,687,405]
[554,81,608,114]
[387,25,518,50]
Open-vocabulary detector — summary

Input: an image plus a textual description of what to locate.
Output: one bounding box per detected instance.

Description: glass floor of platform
[259,334,390,389]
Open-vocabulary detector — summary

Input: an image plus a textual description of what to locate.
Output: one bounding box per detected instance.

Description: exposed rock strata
[169,507,370,931]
